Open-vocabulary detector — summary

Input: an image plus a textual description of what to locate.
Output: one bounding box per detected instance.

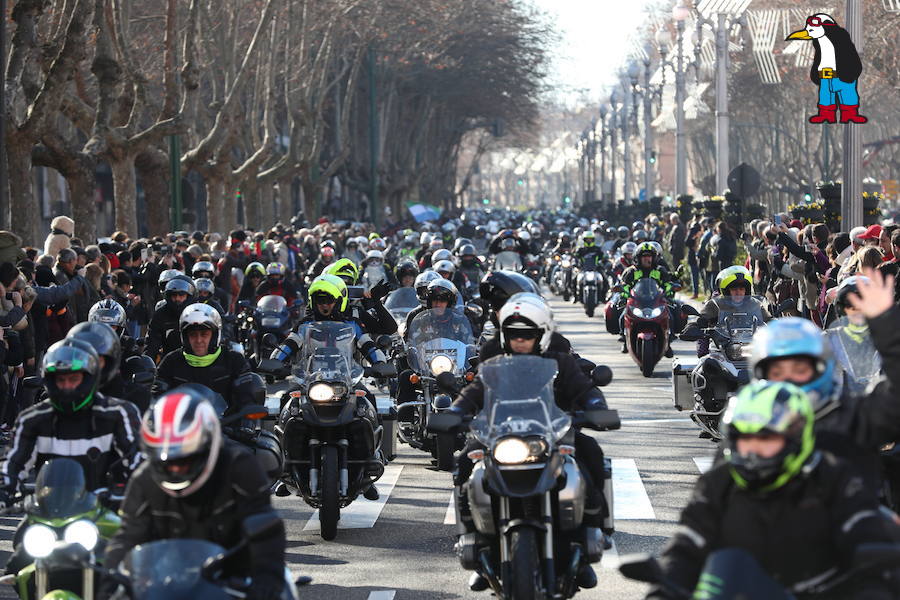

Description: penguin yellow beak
[786,29,812,41]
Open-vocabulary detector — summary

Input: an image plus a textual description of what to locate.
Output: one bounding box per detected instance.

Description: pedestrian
[666,214,685,267]
[685,226,702,299]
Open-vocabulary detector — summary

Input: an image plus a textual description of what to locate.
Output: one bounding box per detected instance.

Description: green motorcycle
[0,458,120,600]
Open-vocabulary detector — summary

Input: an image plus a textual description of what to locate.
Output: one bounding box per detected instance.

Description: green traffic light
[563,197,571,203]
[803,193,812,202]
[517,179,524,186]
[482,198,490,205]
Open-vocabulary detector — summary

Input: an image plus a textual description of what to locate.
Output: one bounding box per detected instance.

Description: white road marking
[622,418,691,425]
[303,465,403,532]
[367,591,396,600]
[600,538,619,569]
[693,456,714,474]
[444,493,456,525]
[612,458,656,520]
[651,386,671,393]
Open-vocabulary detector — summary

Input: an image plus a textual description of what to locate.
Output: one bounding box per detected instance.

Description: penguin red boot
[839,105,868,124]
[808,104,837,123]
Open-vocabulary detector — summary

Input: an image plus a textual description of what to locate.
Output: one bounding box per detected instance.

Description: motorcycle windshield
[471,355,569,446]
[31,459,97,520]
[825,317,882,396]
[495,251,522,270]
[407,308,474,375]
[256,295,287,313]
[295,321,362,384]
[363,265,386,290]
[631,278,662,306]
[123,539,227,599]
[385,287,419,312]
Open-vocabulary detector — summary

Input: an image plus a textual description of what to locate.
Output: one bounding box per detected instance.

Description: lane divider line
[600,538,619,569]
[303,465,403,532]
[444,493,456,525]
[693,456,714,474]
[612,458,656,520]
[367,591,397,600]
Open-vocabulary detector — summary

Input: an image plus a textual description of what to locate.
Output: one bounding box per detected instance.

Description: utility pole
[169,135,182,230]
[642,56,654,200]
[842,0,863,229]
[675,19,688,197]
[714,12,730,194]
[368,47,380,227]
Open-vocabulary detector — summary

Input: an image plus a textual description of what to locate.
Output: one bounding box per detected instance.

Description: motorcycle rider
[612,241,637,279]
[255,262,302,307]
[154,303,257,416]
[191,260,230,309]
[325,258,397,336]
[269,275,394,499]
[146,276,197,362]
[102,387,287,600]
[194,277,228,316]
[0,340,140,501]
[305,245,336,282]
[573,230,606,303]
[551,231,573,256]
[449,293,610,591]
[618,242,676,353]
[749,267,900,494]
[394,259,419,288]
[648,380,895,600]
[695,265,771,357]
[456,244,486,291]
[239,262,267,302]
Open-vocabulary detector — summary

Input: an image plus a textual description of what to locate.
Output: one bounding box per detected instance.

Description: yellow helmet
[308,274,349,312]
[324,258,359,284]
[717,265,752,296]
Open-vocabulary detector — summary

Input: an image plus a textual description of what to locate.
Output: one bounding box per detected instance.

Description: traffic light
[482,198,490,205]
[563,196,571,204]
[649,151,657,165]
[803,192,812,202]
[517,179,524,187]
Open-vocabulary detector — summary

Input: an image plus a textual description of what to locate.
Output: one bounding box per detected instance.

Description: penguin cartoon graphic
[786,13,867,124]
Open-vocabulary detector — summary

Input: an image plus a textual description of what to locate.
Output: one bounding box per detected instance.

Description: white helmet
[431,249,453,264]
[649,241,663,255]
[420,232,434,246]
[433,259,456,276]
[179,303,223,354]
[621,241,638,255]
[518,230,531,242]
[498,292,555,353]
[364,249,384,264]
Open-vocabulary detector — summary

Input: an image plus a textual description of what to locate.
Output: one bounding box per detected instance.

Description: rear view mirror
[465,302,483,319]
[376,334,393,350]
[680,325,701,342]
[22,376,43,390]
[238,300,252,309]
[256,358,284,374]
[681,304,699,317]
[590,365,613,387]
[262,333,279,347]
[583,409,620,431]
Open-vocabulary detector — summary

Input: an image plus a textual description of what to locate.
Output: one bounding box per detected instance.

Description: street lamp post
[621,73,632,204]
[714,12,730,195]
[609,90,619,207]
[599,105,608,203]
[843,0,863,229]
[659,1,691,198]
[641,49,655,201]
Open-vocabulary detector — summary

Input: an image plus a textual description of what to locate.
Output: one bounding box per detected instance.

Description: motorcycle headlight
[493,438,530,464]
[260,317,281,328]
[647,307,664,318]
[430,355,454,375]
[630,306,643,317]
[23,524,56,558]
[64,520,99,551]
[308,383,336,402]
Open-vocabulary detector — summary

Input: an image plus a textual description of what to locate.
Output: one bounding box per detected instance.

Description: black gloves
[369,279,390,301]
[372,362,397,378]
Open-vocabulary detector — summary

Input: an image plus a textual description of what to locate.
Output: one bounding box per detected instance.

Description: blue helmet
[750,317,836,414]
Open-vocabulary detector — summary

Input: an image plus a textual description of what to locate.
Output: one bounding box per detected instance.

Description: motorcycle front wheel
[640,339,656,378]
[435,432,456,472]
[319,446,340,541]
[510,527,542,600]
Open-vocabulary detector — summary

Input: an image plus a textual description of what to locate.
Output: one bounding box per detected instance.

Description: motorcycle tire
[436,432,455,472]
[510,527,542,600]
[585,290,596,318]
[320,446,340,541]
[562,290,570,302]
[641,339,656,378]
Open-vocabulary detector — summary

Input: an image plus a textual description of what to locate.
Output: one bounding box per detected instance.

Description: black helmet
[88,299,127,337]
[834,276,869,315]
[479,270,540,313]
[459,244,477,258]
[426,278,458,307]
[141,386,222,497]
[395,259,419,282]
[617,226,629,239]
[66,322,122,386]
[164,277,196,312]
[42,340,101,414]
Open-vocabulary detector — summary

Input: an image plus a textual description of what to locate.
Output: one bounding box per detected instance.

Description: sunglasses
[805,16,834,27]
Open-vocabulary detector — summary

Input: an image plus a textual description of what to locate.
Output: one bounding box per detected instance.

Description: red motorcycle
[623,279,670,377]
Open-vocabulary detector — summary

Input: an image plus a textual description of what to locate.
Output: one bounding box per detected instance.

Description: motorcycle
[237,295,297,367]
[551,254,574,302]
[401,308,476,471]
[264,322,389,541]
[676,300,762,440]
[0,458,120,600]
[578,264,604,318]
[430,355,620,600]
[619,543,900,600]
[55,512,299,599]
[622,279,671,377]
[383,287,420,336]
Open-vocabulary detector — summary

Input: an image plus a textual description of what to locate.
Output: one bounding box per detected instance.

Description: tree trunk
[7,140,39,246]
[301,179,322,223]
[67,158,98,244]
[258,182,274,231]
[277,176,294,225]
[205,175,226,234]
[135,150,172,236]
[109,154,138,237]
[241,178,260,230]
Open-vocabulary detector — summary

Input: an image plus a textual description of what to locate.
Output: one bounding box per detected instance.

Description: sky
[531,0,661,104]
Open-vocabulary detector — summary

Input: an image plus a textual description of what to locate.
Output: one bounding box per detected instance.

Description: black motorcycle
[264,322,389,541]
[237,295,299,367]
[431,355,619,600]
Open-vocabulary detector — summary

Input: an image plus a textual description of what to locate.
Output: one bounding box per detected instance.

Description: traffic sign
[727,163,761,198]
[639,189,647,202]
[883,179,899,200]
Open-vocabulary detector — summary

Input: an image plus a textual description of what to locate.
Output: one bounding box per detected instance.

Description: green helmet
[722,380,815,493]
[308,274,349,312]
[716,265,752,296]
[324,258,359,285]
